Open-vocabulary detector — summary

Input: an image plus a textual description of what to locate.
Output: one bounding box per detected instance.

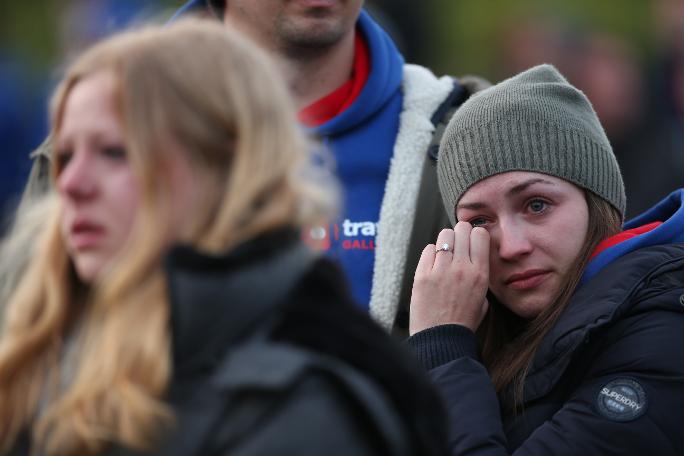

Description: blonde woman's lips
[71,220,106,249]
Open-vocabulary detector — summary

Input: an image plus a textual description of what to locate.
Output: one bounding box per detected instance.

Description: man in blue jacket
[174,0,489,332]
[15,0,487,333]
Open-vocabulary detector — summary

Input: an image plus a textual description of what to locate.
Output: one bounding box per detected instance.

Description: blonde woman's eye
[529,199,547,213]
[55,150,73,170]
[102,146,127,160]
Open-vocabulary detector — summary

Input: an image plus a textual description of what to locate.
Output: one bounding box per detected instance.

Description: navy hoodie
[173,1,405,310]
[308,11,404,310]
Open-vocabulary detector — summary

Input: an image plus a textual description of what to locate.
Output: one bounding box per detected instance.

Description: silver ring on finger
[435,243,451,253]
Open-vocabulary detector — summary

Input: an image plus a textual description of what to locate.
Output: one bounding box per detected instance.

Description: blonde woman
[0,20,446,455]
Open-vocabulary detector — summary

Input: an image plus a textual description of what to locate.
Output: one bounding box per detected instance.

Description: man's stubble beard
[275,16,350,60]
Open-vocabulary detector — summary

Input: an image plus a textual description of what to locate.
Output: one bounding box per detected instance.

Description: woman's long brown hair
[478,190,623,409]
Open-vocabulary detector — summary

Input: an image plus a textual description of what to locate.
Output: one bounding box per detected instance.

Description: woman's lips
[70,221,106,250]
[505,270,551,291]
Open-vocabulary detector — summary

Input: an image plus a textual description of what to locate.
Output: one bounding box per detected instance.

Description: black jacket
[139,231,448,455]
[143,231,447,455]
[409,243,684,455]
[11,232,448,455]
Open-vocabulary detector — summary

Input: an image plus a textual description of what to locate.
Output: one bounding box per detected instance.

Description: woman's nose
[495,220,533,261]
[57,151,96,200]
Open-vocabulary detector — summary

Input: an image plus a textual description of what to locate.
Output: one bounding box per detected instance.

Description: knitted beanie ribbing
[437,64,626,225]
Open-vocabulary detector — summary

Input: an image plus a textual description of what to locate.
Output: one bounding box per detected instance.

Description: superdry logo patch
[596,378,647,422]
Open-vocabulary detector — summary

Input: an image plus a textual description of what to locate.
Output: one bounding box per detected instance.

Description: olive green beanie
[437,64,625,225]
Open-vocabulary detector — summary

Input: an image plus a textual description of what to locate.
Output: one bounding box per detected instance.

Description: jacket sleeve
[408,309,684,456]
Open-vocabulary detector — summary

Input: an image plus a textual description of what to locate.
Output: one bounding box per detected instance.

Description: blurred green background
[1,0,682,223]
[0,1,660,73]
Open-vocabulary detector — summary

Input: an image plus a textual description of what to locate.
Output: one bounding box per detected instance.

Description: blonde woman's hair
[0,18,336,454]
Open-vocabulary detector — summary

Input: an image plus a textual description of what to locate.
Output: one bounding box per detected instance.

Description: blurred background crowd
[1,0,683,230]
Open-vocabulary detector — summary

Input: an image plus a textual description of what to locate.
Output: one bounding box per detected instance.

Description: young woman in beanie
[408,64,684,455]
[0,19,448,455]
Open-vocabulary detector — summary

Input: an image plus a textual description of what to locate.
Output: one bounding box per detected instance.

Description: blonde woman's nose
[57,151,97,200]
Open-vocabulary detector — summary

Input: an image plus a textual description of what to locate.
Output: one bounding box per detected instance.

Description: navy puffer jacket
[409,190,684,455]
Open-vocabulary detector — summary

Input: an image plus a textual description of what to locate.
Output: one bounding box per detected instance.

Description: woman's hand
[409,221,490,335]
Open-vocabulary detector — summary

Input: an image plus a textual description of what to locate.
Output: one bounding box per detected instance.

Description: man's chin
[279,19,347,48]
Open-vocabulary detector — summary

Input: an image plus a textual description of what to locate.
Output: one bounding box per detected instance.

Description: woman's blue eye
[529,199,547,213]
[470,217,487,227]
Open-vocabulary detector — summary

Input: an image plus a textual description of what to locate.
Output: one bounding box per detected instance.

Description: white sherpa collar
[369,64,455,330]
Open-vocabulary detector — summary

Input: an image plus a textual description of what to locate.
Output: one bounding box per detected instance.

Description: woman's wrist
[406,324,479,370]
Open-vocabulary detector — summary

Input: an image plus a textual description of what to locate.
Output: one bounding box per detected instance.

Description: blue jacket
[308,10,405,311]
[174,3,404,310]
[409,189,684,455]
[172,1,465,328]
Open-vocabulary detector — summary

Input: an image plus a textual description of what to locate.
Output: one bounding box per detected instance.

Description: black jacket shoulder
[411,243,684,456]
[108,232,447,456]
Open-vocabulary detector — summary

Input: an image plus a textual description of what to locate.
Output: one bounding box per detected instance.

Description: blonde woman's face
[456,172,589,319]
[56,71,205,283]
[55,71,139,283]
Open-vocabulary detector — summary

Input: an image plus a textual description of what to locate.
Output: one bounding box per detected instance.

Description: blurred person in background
[17,0,488,335]
[571,32,672,219]
[408,64,684,455]
[637,0,684,214]
[0,25,46,231]
[572,33,644,151]
[0,19,447,455]
[498,12,683,219]
[57,0,150,55]
[498,16,567,77]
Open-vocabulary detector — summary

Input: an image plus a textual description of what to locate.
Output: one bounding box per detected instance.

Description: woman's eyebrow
[457,178,557,211]
[457,201,487,211]
[506,178,556,197]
